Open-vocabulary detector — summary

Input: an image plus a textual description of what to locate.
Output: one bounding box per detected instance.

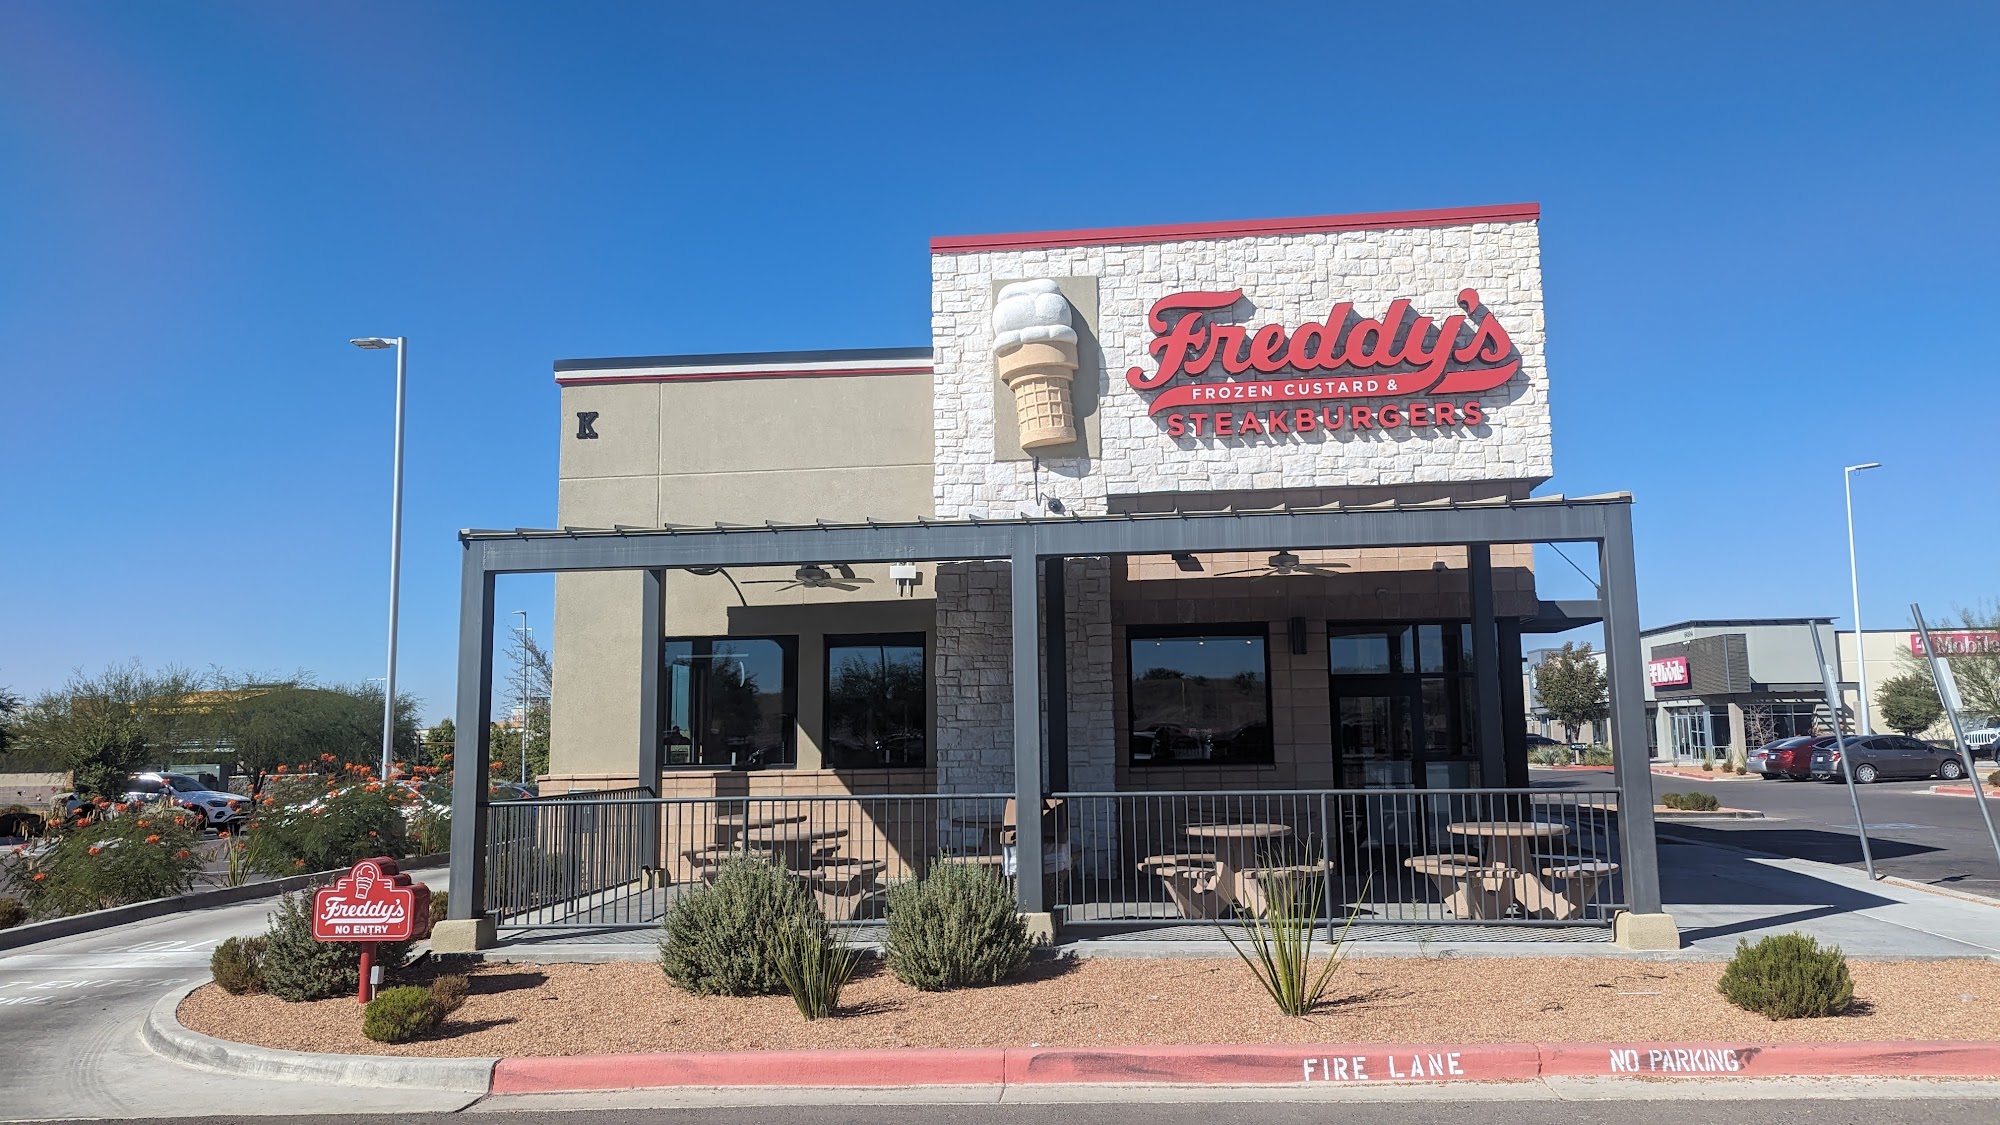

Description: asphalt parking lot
[1655,771,2000,901]
[1540,767,2000,902]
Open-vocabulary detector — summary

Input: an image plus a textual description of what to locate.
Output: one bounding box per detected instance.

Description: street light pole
[514,610,530,786]
[1844,462,1882,735]
[352,336,408,781]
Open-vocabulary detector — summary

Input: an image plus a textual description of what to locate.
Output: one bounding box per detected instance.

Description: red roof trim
[557,365,933,387]
[930,203,1540,254]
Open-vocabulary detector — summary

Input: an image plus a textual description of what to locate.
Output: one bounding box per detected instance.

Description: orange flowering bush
[1,803,204,919]
[242,777,408,877]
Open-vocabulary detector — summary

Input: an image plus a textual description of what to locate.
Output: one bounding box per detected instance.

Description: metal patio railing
[483,786,1623,934]
[1051,787,1624,930]
[484,792,1011,930]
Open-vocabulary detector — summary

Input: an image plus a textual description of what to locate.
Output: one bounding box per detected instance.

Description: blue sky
[2,2,1995,722]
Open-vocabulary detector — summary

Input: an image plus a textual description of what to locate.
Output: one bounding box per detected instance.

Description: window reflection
[1129,632,1272,766]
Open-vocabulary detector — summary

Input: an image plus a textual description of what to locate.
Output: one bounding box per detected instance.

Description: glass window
[1129,630,1272,766]
[662,637,795,768]
[1330,626,1415,674]
[824,634,927,770]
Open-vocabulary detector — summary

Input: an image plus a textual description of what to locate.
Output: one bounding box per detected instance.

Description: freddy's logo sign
[312,857,431,943]
[1126,287,1520,439]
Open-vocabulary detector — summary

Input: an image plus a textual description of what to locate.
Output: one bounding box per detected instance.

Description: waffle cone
[996,338,1079,450]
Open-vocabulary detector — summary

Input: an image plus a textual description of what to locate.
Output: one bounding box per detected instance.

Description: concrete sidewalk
[475,836,2000,963]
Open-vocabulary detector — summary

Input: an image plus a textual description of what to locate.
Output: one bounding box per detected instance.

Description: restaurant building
[438,202,1675,950]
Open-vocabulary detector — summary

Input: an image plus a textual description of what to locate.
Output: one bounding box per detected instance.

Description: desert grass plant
[659,855,822,996]
[883,860,1032,991]
[1718,932,1854,1019]
[1221,871,1364,1017]
[259,890,412,1001]
[0,897,26,929]
[210,935,268,995]
[2,802,205,918]
[1660,791,1721,812]
[361,985,442,1043]
[775,920,860,1020]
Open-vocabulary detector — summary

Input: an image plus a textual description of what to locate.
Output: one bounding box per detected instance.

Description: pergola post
[636,569,665,878]
[1010,549,1046,919]
[437,543,497,950]
[1043,555,1069,793]
[1468,544,1506,786]
[1600,507,1678,949]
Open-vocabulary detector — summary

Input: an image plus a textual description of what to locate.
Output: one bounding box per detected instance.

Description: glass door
[1328,622,1480,790]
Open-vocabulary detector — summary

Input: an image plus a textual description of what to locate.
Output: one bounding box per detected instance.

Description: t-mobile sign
[1646,656,1691,688]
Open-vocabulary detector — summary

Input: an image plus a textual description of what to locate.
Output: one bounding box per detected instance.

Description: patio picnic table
[1447,821,1568,918]
[1182,822,1293,915]
[741,824,848,871]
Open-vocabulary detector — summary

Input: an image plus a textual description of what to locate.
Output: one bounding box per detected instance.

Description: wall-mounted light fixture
[1172,552,1202,572]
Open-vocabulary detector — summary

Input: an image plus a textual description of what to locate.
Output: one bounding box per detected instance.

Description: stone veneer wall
[930,219,1551,519]
[932,558,1116,870]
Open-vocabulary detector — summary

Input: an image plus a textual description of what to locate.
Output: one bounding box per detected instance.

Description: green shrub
[1528,745,1569,767]
[1700,760,1715,772]
[1661,791,1721,812]
[1,804,205,918]
[429,889,449,926]
[210,935,267,995]
[1987,769,1999,787]
[361,985,441,1043]
[1718,933,1854,1019]
[428,972,471,1014]
[0,897,26,929]
[243,783,408,877]
[775,922,859,1020]
[259,891,411,1002]
[884,861,1031,991]
[659,855,822,996]
[406,801,451,855]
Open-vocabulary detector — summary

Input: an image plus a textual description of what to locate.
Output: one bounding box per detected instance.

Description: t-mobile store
[438,203,1676,951]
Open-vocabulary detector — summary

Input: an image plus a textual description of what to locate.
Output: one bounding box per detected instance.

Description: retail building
[437,203,1676,950]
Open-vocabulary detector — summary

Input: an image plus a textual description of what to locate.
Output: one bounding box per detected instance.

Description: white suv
[1966,722,2000,759]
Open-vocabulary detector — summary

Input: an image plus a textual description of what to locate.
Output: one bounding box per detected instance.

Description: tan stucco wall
[551,371,936,786]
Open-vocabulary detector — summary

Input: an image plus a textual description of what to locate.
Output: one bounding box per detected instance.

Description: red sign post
[312,857,431,1003]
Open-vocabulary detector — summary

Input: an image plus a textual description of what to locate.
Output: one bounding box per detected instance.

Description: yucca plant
[775,920,860,1020]
[1220,870,1364,1017]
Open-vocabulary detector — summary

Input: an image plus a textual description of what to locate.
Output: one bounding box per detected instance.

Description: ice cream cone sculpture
[992,279,1080,450]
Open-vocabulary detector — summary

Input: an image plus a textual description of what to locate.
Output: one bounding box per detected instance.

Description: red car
[1748,735,1829,780]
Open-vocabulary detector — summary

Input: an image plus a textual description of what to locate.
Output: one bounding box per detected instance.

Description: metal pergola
[445,492,1662,928]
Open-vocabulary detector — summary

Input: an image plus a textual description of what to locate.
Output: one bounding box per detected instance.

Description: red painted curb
[1007,1043,1540,1085]
[492,1048,1006,1093]
[487,1039,2000,1092]
[1540,1041,2000,1079]
[1930,785,2000,799]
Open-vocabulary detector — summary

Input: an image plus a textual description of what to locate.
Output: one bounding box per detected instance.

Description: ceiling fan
[1214,551,1351,579]
[742,564,875,593]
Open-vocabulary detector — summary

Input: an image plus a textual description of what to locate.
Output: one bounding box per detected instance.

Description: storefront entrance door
[1328,623,1481,790]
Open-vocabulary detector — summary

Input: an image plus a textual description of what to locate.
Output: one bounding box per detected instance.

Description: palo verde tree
[3,664,213,796]
[214,678,422,792]
[1534,642,1610,747]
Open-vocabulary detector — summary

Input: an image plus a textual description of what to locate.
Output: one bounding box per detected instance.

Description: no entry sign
[313,857,431,942]
[311,857,431,1003]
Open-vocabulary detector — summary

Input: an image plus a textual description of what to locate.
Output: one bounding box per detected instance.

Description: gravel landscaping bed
[178,956,2000,1058]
